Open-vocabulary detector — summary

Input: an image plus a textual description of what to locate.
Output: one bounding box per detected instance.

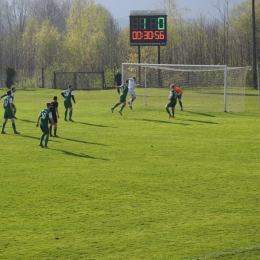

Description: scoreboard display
[130,10,167,46]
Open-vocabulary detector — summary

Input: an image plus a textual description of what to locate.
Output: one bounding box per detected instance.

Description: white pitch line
[184,245,260,260]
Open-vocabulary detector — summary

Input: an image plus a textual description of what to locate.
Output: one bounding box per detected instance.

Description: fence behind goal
[122,63,249,112]
[53,71,105,90]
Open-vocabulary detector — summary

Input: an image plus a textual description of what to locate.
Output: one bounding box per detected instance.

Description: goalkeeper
[172,84,183,110]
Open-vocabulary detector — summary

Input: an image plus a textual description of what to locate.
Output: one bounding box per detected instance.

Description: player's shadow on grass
[184,111,216,117]
[74,121,117,128]
[186,119,218,124]
[19,119,36,123]
[52,148,109,161]
[20,134,60,142]
[140,118,190,126]
[59,137,108,146]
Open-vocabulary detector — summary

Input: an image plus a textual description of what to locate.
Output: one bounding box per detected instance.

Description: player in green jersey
[0,87,17,118]
[36,102,54,148]
[61,84,76,121]
[1,90,19,134]
[111,79,129,115]
[165,84,177,118]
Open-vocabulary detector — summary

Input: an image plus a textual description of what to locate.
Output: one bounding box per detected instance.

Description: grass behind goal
[0,88,260,259]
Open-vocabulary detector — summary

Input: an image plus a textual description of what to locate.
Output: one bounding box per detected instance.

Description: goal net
[121,63,249,112]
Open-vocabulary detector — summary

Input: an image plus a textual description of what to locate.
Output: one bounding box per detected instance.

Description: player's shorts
[4,110,14,119]
[64,99,72,109]
[120,94,127,103]
[40,123,49,135]
[177,94,182,99]
[166,100,177,108]
[128,89,136,99]
[49,115,57,124]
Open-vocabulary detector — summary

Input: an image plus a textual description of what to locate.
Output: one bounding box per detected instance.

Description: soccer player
[1,90,19,134]
[0,87,17,117]
[165,84,177,118]
[111,79,129,115]
[61,84,76,121]
[36,102,54,148]
[127,77,139,109]
[114,70,122,94]
[172,84,183,110]
[49,96,59,137]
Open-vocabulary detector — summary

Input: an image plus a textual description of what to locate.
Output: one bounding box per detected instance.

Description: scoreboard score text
[130,11,167,46]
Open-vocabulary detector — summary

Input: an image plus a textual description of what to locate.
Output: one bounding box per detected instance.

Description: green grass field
[0,87,260,260]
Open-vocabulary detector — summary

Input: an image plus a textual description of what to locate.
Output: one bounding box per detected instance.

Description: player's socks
[45,136,49,147]
[50,126,52,136]
[12,122,16,132]
[112,103,120,109]
[2,122,6,132]
[54,127,57,136]
[40,134,45,144]
[64,110,68,120]
[121,104,125,111]
[166,107,171,116]
[179,101,183,110]
[172,108,175,117]
[69,110,73,120]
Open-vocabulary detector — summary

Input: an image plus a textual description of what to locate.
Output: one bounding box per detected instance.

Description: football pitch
[0,88,260,259]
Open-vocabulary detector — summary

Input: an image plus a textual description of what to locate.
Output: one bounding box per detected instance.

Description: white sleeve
[49,112,53,119]
[9,98,13,103]
[71,91,74,95]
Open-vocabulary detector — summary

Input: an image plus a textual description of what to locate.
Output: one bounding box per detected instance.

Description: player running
[111,79,129,115]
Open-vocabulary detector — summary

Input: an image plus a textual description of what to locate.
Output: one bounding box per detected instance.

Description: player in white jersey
[127,77,139,109]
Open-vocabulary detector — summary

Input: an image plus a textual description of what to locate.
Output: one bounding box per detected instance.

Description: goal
[121,63,249,112]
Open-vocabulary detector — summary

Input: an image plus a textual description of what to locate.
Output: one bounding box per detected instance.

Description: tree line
[0,0,258,88]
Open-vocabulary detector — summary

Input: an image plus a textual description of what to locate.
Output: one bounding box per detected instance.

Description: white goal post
[121,63,249,112]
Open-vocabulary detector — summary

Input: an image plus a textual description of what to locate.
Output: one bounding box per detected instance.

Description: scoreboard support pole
[138,45,141,84]
[137,45,161,87]
[158,46,161,87]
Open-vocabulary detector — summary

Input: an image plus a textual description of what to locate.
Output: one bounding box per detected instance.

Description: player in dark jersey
[1,90,19,134]
[1,87,17,118]
[36,102,54,148]
[61,84,76,121]
[114,70,122,94]
[165,84,177,118]
[111,79,129,115]
[49,96,59,137]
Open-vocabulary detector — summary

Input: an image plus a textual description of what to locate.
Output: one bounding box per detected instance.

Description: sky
[96,0,244,26]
